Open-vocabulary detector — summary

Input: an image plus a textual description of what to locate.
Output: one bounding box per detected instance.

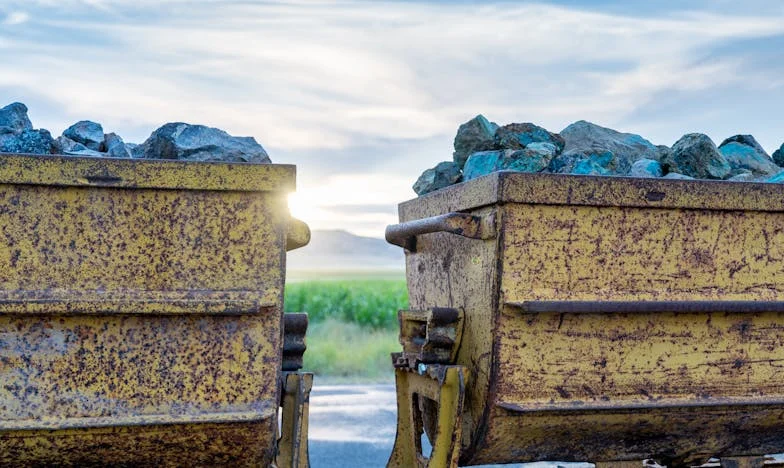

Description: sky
[1,0,783,237]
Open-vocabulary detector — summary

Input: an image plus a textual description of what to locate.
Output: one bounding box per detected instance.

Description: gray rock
[661,133,731,179]
[104,133,132,158]
[662,172,695,180]
[559,120,662,174]
[463,147,555,181]
[63,120,105,151]
[413,161,462,195]
[125,142,144,158]
[0,102,33,134]
[629,158,663,178]
[494,122,565,153]
[53,135,87,153]
[0,129,54,154]
[718,135,779,175]
[138,122,271,163]
[452,115,498,168]
[52,136,104,157]
[772,143,784,167]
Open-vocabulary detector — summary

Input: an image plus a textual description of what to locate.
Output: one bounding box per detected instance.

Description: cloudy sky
[2,0,783,237]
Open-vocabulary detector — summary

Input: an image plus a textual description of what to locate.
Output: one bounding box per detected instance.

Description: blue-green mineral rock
[413,161,462,195]
[770,143,784,167]
[629,158,663,178]
[494,122,565,153]
[718,134,779,176]
[452,115,498,168]
[559,120,664,175]
[463,145,556,181]
[662,133,731,180]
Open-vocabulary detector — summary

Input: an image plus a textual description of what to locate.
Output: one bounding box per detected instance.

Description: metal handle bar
[385,212,495,252]
[286,217,310,251]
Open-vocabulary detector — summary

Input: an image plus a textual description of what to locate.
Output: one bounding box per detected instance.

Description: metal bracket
[387,364,468,468]
[277,371,313,468]
[283,313,308,371]
[385,212,496,252]
[395,308,464,367]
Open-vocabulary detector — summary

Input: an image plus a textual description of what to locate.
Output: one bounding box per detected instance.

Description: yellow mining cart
[0,153,312,467]
[386,171,784,468]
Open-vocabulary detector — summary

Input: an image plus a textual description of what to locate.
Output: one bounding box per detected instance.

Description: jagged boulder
[494,122,565,153]
[0,102,33,134]
[63,121,104,151]
[0,129,54,154]
[772,143,784,167]
[413,161,462,195]
[661,133,731,180]
[718,134,779,176]
[559,120,663,175]
[52,136,102,157]
[138,122,271,163]
[453,115,498,168]
[103,133,132,158]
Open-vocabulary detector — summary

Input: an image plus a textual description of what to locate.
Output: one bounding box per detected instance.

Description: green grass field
[284,277,407,381]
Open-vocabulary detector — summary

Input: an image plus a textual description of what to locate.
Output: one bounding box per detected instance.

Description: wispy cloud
[2,1,784,236]
[2,11,29,25]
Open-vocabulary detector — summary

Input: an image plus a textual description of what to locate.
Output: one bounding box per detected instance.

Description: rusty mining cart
[386,171,784,468]
[0,153,312,467]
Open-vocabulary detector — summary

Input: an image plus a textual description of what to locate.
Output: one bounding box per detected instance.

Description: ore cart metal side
[0,153,312,467]
[385,171,784,468]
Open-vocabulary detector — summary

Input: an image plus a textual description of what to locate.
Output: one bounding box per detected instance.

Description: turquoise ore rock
[560,120,664,174]
[718,134,779,176]
[413,161,462,195]
[494,122,565,153]
[629,158,663,178]
[771,143,784,167]
[463,146,556,181]
[453,115,498,168]
[661,133,731,180]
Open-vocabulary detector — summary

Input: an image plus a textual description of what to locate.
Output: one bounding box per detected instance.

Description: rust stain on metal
[0,153,310,467]
[388,171,784,467]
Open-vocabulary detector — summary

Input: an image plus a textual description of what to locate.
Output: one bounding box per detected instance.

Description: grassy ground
[284,277,407,381]
[302,319,399,383]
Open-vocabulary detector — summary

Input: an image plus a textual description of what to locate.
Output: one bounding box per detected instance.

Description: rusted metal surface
[0,153,309,466]
[390,172,784,467]
[396,308,464,365]
[283,313,309,371]
[387,364,468,468]
[510,300,784,314]
[385,212,496,252]
[400,171,784,219]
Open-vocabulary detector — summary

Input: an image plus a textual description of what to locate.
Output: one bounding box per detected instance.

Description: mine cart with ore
[386,170,784,468]
[0,153,311,467]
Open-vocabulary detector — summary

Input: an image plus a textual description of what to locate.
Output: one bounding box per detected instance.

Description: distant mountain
[287,229,404,271]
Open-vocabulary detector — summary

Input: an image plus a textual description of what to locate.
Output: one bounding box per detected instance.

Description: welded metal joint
[385,212,496,252]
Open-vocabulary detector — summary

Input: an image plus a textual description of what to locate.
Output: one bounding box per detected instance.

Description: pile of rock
[413,115,784,195]
[0,102,270,163]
